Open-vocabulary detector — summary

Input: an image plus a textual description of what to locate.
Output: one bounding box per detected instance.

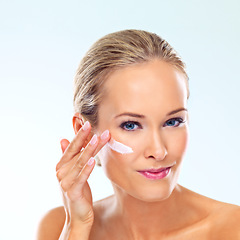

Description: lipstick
[138,167,171,180]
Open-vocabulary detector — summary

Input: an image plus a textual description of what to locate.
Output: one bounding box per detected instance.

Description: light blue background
[1,0,240,239]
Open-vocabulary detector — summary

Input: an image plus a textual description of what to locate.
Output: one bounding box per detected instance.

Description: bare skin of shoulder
[90,185,240,240]
[37,185,240,240]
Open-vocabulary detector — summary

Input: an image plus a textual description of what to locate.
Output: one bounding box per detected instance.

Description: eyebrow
[166,107,188,116]
[115,108,188,119]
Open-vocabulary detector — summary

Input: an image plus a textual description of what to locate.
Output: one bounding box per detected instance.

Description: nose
[144,131,167,161]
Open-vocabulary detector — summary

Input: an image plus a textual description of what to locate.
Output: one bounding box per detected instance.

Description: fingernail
[82,121,90,131]
[88,157,95,166]
[90,134,98,145]
[100,130,109,140]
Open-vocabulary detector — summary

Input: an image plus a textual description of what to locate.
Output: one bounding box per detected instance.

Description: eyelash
[164,117,185,127]
[120,121,141,131]
[120,118,185,131]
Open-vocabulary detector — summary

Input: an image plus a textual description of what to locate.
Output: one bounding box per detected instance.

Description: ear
[72,112,84,134]
[72,113,93,148]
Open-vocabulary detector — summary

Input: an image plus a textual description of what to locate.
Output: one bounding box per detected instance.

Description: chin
[130,181,177,203]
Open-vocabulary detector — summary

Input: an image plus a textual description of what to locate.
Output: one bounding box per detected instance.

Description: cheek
[99,136,143,183]
[100,132,143,163]
[167,127,189,158]
[112,133,146,157]
[99,145,132,178]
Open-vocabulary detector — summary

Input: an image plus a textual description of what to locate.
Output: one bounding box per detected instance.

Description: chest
[90,224,213,240]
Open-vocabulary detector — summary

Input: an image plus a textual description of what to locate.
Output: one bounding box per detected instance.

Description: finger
[92,129,111,157]
[67,157,95,202]
[57,130,110,181]
[60,134,99,190]
[74,130,110,171]
[76,134,99,168]
[60,139,70,153]
[56,153,79,181]
[56,121,91,171]
[66,130,110,180]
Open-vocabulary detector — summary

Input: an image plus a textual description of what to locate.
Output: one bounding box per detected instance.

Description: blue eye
[120,121,141,131]
[164,118,184,127]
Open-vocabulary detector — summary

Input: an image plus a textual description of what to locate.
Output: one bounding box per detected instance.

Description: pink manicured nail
[90,134,98,145]
[100,130,109,140]
[88,157,95,166]
[82,121,90,131]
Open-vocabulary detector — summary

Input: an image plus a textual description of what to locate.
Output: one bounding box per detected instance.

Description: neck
[111,184,187,239]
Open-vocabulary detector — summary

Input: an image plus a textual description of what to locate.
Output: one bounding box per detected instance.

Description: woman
[37,30,240,240]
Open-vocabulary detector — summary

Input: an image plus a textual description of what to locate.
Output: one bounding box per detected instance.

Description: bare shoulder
[36,206,66,240]
[179,186,240,239]
[36,197,114,240]
[211,202,240,239]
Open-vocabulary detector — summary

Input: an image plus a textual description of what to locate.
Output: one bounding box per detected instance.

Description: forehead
[100,60,188,116]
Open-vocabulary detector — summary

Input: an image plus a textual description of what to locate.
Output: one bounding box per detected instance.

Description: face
[96,59,189,202]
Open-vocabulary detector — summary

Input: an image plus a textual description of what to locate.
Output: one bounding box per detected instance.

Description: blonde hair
[73,29,189,128]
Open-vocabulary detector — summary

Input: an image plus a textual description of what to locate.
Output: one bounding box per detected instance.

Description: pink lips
[138,167,171,180]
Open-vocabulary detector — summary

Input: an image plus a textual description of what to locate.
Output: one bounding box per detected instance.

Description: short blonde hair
[73,29,189,129]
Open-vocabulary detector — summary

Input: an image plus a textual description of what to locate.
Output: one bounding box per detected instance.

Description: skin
[37,60,240,240]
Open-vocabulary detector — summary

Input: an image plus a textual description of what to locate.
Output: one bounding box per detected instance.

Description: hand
[56,121,110,230]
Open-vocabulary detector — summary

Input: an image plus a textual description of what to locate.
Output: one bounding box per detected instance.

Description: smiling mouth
[137,167,171,180]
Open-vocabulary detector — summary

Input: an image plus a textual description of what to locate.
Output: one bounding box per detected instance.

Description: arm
[37,207,93,240]
[37,121,110,240]
[37,207,65,240]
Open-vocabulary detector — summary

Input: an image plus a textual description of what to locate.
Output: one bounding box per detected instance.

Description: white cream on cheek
[107,138,133,154]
